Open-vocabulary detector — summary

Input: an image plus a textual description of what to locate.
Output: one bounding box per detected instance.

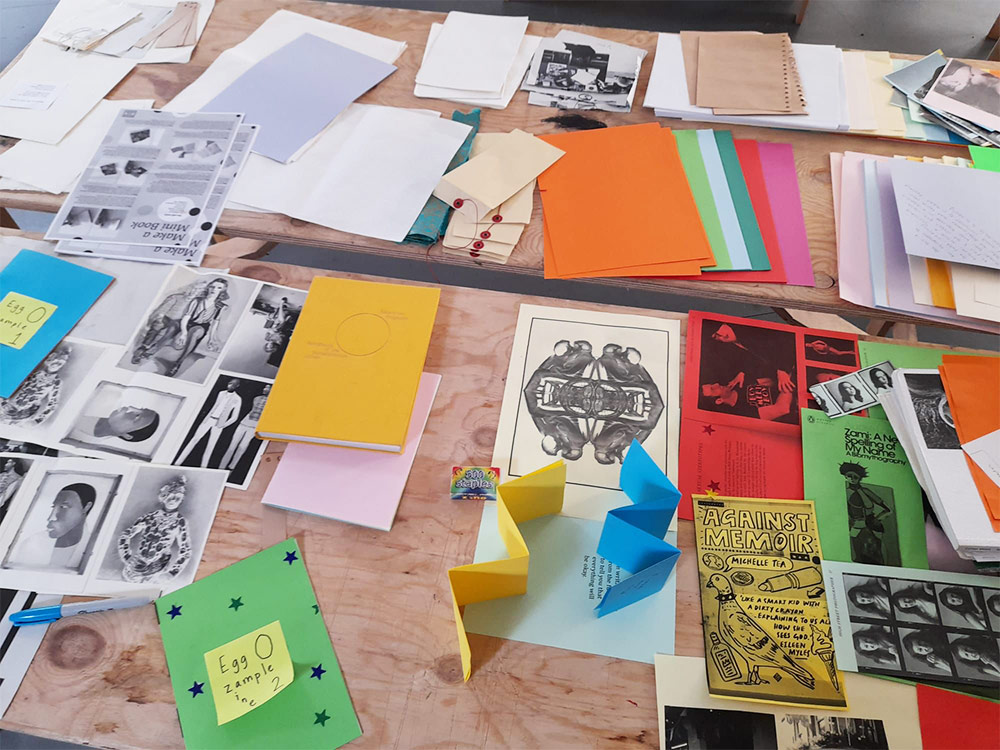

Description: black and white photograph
[936,583,989,630]
[218,284,305,379]
[987,592,1000,632]
[888,579,940,625]
[663,706,778,750]
[0,439,58,456]
[119,123,165,148]
[0,339,109,436]
[851,623,902,670]
[58,206,126,239]
[172,375,271,488]
[803,335,859,366]
[806,368,842,416]
[94,465,226,592]
[62,380,185,461]
[167,138,226,164]
[0,456,31,529]
[898,626,954,677]
[119,266,257,384]
[777,714,889,750]
[825,373,877,413]
[947,633,1000,681]
[925,58,1000,130]
[864,362,895,395]
[903,372,961,450]
[521,31,645,112]
[1,467,121,575]
[844,574,892,620]
[697,320,798,425]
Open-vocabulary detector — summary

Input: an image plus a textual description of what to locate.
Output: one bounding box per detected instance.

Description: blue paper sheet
[202,33,397,163]
[594,439,681,617]
[0,250,112,397]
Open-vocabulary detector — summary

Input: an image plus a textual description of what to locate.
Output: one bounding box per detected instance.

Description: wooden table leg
[866,319,895,338]
[795,0,810,25]
[0,207,19,229]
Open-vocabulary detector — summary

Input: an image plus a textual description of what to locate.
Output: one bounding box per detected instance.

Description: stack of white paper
[644,33,850,132]
[414,11,535,109]
[881,369,1000,562]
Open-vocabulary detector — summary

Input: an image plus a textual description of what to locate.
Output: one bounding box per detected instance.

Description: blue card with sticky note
[0,250,112,397]
[594,439,682,617]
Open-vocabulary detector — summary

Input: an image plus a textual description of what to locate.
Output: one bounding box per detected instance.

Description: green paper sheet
[713,130,770,271]
[674,130,732,270]
[155,539,360,750]
[969,145,1000,173]
[802,409,928,570]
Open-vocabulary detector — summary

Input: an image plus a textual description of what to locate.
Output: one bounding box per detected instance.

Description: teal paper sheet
[696,130,751,270]
[714,130,770,271]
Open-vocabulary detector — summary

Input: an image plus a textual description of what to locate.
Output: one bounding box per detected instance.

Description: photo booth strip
[448,460,565,681]
[808,360,896,418]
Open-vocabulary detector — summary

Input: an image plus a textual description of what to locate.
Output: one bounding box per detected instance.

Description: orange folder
[940,354,1000,525]
[538,124,714,278]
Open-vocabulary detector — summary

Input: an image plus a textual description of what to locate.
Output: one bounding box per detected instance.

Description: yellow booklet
[257,277,440,452]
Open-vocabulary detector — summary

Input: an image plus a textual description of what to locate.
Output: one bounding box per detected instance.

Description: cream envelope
[951,263,1000,323]
[433,129,562,219]
[448,220,525,243]
[442,246,511,264]
[442,222,521,256]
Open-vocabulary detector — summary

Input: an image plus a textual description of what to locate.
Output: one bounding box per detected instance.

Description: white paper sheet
[842,50,878,130]
[229,104,471,242]
[413,11,527,94]
[414,23,540,109]
[0,98,153,194]
[964,429,1000,488]
[0,41,135,144]
[951,262,1000,323]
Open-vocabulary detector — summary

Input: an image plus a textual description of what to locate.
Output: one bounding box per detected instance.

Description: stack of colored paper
[435,129,563,264]
[536,122,814,285]
[414,11,540,110]
[832,147,1000,328]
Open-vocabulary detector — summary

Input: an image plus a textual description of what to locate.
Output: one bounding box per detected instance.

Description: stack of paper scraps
[435,129,563,264]
[536,122,814,284]
[833,146,1000,329]
[414,11,539,109]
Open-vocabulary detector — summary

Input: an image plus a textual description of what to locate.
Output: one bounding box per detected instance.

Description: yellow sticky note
[203,621,294,725]
[0,292,57,349]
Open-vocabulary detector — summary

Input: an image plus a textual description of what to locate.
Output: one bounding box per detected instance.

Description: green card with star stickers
[155,538,361,749]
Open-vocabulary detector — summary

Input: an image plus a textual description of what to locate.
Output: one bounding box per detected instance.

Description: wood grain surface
[0,246,992,749]
[0,0,994,331]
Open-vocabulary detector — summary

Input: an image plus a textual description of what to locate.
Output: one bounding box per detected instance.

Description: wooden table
[0,0,992,333]
[1,246,992,750]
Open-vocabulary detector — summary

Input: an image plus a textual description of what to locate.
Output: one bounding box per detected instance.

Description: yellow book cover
[257,277,440,451]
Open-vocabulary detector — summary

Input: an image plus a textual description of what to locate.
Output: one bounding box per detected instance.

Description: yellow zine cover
[693,495,848,710]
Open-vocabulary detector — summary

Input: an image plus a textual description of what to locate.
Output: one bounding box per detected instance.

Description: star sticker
[166,604,182,619]
[283,550,298,565]
[702,424,715,435]
[312,604,320,615]
[707,480,721,492]
[229,597,244,611]
[189,681,204,697]
[314,710,330,727]
[705,489,719,499]
[310,664,326,680]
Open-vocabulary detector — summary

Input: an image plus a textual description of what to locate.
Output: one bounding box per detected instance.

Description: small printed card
[0,291,57,349]
[450,466,500,501]
[0,81,65,110]
[204,620,294,725]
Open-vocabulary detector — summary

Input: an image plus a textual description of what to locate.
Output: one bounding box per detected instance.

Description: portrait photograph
[0,456,32,531]
[118,266,257,384]
[903,373,961,450]
[803,335,859,366]
[172,375,271,489]
[935,583,989,631]
[94,465,226,593]
[696,320,798,425]
[897,626,954,678]
[62,381,185,461]
[888,579,940,626]
[1,468,121,575]
[851,624,902,671]
[863,362,895,396]
[806,367,844,415]
[826,373,877,413]
[219,284,305,379]
[946,633,1000,683]
[843,574,891,621]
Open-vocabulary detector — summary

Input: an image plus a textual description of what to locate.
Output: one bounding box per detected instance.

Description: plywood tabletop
[0,248,993,750]
[0,0,993,331]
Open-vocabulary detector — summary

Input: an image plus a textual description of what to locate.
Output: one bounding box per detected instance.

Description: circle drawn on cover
[336,313,390,357]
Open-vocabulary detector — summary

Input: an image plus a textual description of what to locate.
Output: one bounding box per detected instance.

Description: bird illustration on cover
[707,573,815,689]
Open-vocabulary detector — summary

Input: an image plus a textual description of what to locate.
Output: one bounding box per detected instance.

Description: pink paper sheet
[836,151,888,307]
[756,142,815,287]
[261,372,441,531]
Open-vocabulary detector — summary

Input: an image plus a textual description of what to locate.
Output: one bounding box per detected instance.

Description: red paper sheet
[916,684,1000,750]
[678,311,859,519]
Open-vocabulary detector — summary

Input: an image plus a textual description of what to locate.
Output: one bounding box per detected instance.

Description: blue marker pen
[10,595,154,625]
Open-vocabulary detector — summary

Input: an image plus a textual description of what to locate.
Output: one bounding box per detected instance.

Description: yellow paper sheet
[434,129,561,219]
[448,461,565,681]
[203,620,294,725]
[864,51,907,136]
[0,291,57,349]
[926,259,956,309]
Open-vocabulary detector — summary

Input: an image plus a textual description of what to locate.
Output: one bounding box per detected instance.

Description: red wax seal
[492,214,503,223]
[473,240,485,250]
[480,231,491,239]
[453,199,464,208]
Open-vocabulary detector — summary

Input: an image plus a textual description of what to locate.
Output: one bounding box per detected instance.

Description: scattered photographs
[663,706,778,750]
[842,571,1000,688]
[777,714,889,750]
[808,361,895,418]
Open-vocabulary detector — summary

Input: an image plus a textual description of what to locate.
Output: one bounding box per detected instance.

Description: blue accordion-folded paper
[595,439,681,616]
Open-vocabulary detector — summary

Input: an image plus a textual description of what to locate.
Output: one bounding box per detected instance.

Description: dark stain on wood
[543,114,608,131]
[433,654,464,685]
[47,624,106,669]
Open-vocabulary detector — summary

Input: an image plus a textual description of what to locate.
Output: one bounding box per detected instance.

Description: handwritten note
[203,620,294,725]
[0,292,57,349]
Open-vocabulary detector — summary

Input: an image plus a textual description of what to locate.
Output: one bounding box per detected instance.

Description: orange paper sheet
[539,124,713,278]
[926,258,956,308]
[940,355,1000,526]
